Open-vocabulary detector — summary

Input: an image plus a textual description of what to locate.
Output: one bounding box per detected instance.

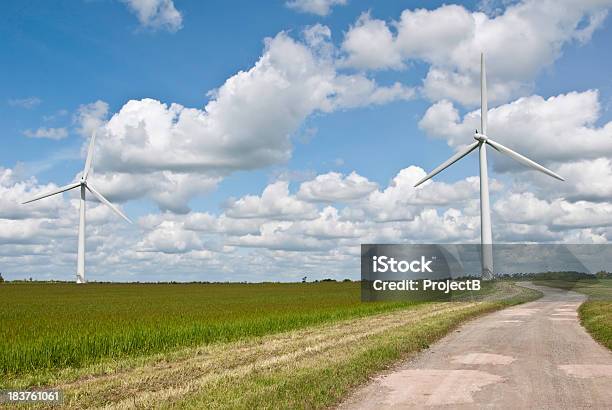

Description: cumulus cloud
[230,222,334,252]
[341,1,611,105]
[138,220,204,254]
[359,166,499,222]
[22,127,68,140]
[553,158,612,202]
[0,168,64,220]
[1,161,611,281]
[285,0,347,16]
[419,90,612,209]
[88,29,413,212]
[89,171,220,214]
[121,0,183,32]
[297,171,378,202]
[341,12,404,70]
[419,90,612,173]
[494,192,559,224]
[494,191,612,238]
[225,181,318,220]
[4,5,611,280]
[75,100,109,138]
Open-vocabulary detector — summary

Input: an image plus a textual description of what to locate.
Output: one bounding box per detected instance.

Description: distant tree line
[499,271,607,280]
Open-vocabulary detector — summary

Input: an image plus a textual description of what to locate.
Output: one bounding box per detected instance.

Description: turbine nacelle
[474,133,488,143]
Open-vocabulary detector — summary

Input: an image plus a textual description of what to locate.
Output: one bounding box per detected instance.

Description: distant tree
[29,277,33,282]
[302,276,307,283]
[0,273,4,283]
[595,270,611,279]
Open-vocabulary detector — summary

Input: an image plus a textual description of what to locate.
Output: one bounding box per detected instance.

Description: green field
[534,278,612,350]
[0,282,416,380]
[0,281,540,408]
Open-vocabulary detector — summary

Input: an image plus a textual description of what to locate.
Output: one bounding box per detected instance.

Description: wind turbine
[414,53,564,279]
[23,133,132,283]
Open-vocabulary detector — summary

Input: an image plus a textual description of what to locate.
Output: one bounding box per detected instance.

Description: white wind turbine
[414,53,564,279]
[23,133,132,283]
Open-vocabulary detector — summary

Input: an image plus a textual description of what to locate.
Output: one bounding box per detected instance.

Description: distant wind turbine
[23,133,132,283]
[414,53,564,279]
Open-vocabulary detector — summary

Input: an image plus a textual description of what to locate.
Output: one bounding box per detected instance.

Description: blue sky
[1,0,612,281]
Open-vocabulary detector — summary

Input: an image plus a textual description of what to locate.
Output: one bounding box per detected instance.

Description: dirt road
[339,283,612,409]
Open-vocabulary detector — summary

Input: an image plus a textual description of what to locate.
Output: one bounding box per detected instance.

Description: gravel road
[339,282,612,409]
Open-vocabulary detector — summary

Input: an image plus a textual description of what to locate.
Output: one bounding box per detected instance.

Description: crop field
[1,281,540,408]
[0,282,416,380]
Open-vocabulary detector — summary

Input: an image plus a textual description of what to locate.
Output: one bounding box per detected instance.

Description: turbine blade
[481,52,488,135]
[22,182,81,204]
[414,141,480,187]
[486,139,564,181]
[85,184,133,224]
[83,132,97,180]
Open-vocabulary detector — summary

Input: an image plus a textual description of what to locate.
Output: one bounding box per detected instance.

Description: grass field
[534,278,612,350]
[0,282,417,380]
[0,281,540,408]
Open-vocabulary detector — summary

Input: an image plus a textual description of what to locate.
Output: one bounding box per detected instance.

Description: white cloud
[419,90,612,210]
[285,0,347,16]
[341,12,404,70]
[554,158,612,202]
[553,201,612,229]
[419,90,612,173]
[5,8,612,280]
[8,97,42,109]
[2,161,612,281]
[230,221,333,252]
[341,1,611,105]
[401,208,480,242]
[493,191,612,236]
[88,29,413,212]
[0,168,64,220]
[298,206,359,239]
[297,171,378,202]
[360,166,496,222]
[89,171,220,214]
[138,220,204,254]
[225,181,318,220]
[22,127,68,140]
[75,100,109,138]
[121,0,182,32]
[494,192,559,224]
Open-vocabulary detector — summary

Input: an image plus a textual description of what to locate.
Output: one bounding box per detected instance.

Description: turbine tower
[23,133,132,283]
[414,53,564,279]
